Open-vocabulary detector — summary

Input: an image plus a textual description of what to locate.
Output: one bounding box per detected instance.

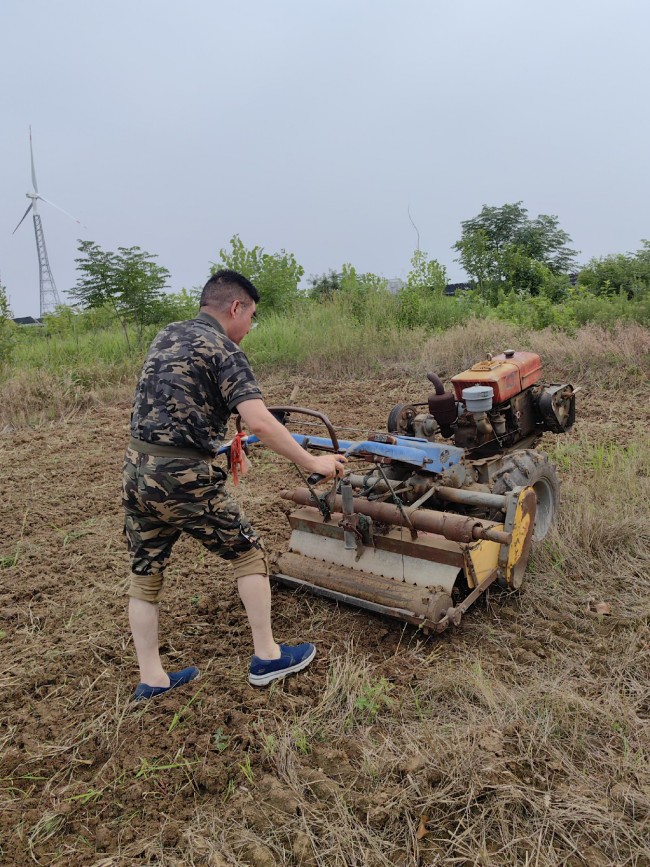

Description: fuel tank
[451,351,542,404]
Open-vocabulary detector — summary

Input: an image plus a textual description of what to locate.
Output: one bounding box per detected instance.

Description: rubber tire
[387,403,417,436]
[491,450,560,542]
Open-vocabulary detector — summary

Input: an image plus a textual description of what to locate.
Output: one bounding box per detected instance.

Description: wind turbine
[12,127,83,317]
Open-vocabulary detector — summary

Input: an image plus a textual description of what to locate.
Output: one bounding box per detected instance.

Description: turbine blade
[29,126,38,192]
[38,195,85,228]
[12,202,33,234]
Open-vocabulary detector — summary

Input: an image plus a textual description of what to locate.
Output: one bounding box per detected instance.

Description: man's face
[228,299,257,344]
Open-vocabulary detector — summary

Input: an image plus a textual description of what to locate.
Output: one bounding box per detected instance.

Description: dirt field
[1,363,649,866]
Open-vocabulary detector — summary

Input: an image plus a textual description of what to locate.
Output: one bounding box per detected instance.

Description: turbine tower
[12,127,82,317]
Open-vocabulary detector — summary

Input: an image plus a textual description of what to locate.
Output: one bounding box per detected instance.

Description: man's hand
[237,399,347,477]
[307,452,347,482]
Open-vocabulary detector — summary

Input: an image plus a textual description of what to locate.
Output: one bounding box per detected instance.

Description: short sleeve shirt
[130,311,262,455]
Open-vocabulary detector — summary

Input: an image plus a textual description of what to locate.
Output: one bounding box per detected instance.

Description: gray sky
[2,0,649,317]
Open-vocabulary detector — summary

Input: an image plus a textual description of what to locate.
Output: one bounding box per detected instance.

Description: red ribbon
[230,431,247,485]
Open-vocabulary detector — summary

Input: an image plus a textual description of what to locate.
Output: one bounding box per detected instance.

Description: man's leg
[129,597,169,688]
[237,569,316,687]
[237,572,280,660]
[185,483,315,682]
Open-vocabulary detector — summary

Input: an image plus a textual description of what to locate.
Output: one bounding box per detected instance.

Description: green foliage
[337,263,389,321]
[212,727,230,752]
[149,287,201,324]
[70,241,170,347]
[238,751,254,783]
[215,234,304,314]
[577,240,650,298]
[0,283,17,366]
[397,249,449,328]
[4,230,648,404]
[308,269,342,300]
[406,249,447,296]
[454,202,577,301]
[353,677,394,720]
[500,247,571,302]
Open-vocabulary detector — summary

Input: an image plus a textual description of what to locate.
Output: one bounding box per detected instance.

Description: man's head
[200,269,259,344]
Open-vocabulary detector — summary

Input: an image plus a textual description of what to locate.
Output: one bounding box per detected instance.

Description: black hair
[200,269,260,310]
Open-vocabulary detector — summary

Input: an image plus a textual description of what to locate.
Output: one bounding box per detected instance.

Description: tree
[0,282,17,367]
[405,249,447,295]
[70,241,170,348]
[454,202,577,301]
[577,240,650,298]
[215,235,303,314]
[150,287,202,324]
[308,269,342,301]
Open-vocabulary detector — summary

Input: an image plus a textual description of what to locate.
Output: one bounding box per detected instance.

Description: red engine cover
[451,351,542,404]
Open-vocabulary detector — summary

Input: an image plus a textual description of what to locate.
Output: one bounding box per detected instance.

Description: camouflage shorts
[122,447,263,578]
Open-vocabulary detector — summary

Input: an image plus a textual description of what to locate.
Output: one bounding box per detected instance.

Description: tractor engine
[389,350,575,457]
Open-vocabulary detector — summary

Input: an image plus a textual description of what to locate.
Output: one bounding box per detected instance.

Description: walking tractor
[228,350,576,633]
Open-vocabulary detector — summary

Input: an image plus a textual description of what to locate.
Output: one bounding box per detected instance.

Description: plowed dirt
[1,372,649,866]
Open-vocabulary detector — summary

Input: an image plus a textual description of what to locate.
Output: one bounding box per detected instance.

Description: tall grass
[2,296,649,428]
[11,325,151,371]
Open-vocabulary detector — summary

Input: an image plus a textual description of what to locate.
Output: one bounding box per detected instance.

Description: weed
[354,677,394,720]
[238,752,254,784]
[135,752,198,780]
[212,728,230,752]
[66,788,103,805]
[0,553,19,569]
[28,812,65,845]
[56,519,97,547]
[222,778,236,803]
[167,682,205,733]
[0,509,27,568]
[261,733,277,758]
[291,727,310,755]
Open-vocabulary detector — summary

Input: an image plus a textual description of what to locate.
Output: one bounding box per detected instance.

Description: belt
[128,437,213,461]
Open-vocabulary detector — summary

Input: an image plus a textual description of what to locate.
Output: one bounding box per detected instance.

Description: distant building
[387,278,405,294]
[444,282,471,296]
[13,316,43,326]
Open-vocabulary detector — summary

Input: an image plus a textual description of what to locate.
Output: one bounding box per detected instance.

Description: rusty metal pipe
[281,488,511,545]
[434,486,506,509]
[346,474,507,510]
[427,372,445,395]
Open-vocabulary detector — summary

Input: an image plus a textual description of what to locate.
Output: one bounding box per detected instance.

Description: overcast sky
[2,0,648,317]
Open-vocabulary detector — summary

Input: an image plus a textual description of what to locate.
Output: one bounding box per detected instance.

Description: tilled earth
[1,372,649,866]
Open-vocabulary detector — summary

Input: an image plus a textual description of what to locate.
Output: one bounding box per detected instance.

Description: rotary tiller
[236,350,576,633]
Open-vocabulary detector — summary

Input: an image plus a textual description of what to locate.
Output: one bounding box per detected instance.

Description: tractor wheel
[491,450,560,542]
[387,403,417,436]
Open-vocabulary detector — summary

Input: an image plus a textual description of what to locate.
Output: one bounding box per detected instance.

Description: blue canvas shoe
[132,666,200,701]
[248,643,316,687]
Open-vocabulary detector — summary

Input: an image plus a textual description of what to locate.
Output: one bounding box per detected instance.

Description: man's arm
[237,399,346,480]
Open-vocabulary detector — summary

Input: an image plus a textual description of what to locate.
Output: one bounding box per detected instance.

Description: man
[123,269,345,700]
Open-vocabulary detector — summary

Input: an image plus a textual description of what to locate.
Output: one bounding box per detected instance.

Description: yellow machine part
[462,537,501,588]
[503,485,536,588]
[462,486,536,589]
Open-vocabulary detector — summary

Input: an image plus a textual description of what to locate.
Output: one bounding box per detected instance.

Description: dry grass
[3,320,648,430]
[420,320,650,389]
[0,367,134,430]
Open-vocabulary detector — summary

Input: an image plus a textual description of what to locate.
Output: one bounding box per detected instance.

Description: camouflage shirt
[130,311,262,455]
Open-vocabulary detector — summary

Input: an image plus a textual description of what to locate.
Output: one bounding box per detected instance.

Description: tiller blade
[274,484,536,633]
